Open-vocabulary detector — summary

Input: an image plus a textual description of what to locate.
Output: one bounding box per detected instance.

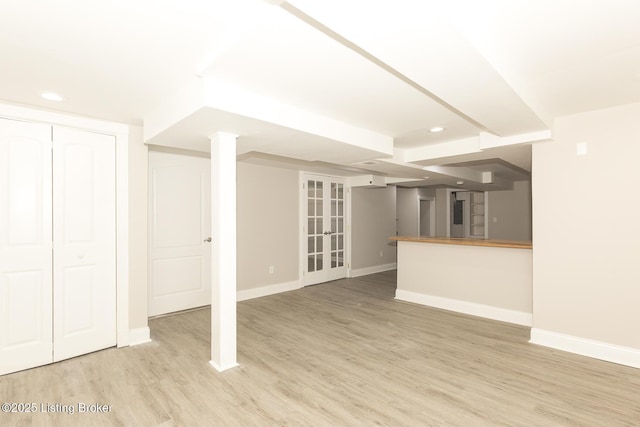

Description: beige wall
[351,186,397,269]
[532,102,640,349]
[128,125,148,330]
[236,162,299,290]
[487,181,531,241]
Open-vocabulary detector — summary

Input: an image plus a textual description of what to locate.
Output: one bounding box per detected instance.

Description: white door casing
[303,174,347,286]
[148,151,211,317]
[52,126,117,362]
[0,119,53,375]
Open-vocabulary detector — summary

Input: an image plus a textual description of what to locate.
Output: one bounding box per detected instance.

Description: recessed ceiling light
[456,180,464,185]
[429,126,445,133]
[41,92,64,102]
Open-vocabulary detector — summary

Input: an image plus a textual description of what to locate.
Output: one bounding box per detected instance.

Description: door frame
[0,102,130,348]
[299,172,351,285]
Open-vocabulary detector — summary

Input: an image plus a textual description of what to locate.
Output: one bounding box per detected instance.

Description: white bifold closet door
[0,119,116,375]
[52,127,116,362]
[0,119,53,375]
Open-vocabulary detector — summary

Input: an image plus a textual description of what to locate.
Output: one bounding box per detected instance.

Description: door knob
[203,237,212,242]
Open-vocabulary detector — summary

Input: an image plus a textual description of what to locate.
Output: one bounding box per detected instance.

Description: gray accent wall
[396,187,419,236]
[351,186,397,270]
[487,181,532,241]
[237,162,299,291]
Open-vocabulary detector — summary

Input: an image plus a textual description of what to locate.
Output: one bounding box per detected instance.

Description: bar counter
[391,236,532,249]
[391,236,533,326]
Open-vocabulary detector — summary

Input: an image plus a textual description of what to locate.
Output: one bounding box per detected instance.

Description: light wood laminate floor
[2,271,640,426]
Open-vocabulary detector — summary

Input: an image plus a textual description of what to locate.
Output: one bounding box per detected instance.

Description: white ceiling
[2,0,639,190]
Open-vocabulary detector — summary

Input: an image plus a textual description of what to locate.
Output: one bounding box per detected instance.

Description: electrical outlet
[269,266,274,274]
[379,250,383,257]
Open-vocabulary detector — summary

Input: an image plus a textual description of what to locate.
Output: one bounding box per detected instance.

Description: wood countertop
[390,236,532,249]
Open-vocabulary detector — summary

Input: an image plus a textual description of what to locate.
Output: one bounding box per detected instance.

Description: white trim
[116,130,130,347]
[529,328,640,369]
[395,289,532,326]
[298,172,305,285]
[209,132,238,371]
[129,327,152,346]
[0,102,129,135]
[237,281,301,302]
[209,360,239,372]
[349,263,397,278]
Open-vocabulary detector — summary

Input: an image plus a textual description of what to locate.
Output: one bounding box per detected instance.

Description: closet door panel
[53,127,116,362]
[0,118,53,375]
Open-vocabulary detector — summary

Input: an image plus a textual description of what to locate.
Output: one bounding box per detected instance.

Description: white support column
[209,132,239,372]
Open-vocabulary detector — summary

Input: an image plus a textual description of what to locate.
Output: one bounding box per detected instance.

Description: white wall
[351,186,397,270]
[532,102,640,361]
[487,181,531,241]
[236,162,299,291]
[396,187,418,236]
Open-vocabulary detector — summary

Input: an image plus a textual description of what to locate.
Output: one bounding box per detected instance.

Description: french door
[303,174,347,286]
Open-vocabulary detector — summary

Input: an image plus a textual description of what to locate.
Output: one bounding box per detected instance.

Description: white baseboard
[129,327,152,346]
[530,328,640,369]
[349,263,397,278]
[237,280,301,302]
[209,360,239,372]
[395,289,532,326]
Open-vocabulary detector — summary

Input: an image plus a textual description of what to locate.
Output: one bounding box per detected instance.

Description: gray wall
[237,162,299,290]
[487,181,531,241]
[435,188,449,236]
[128,125,148,329]
[351,186,397,270]
[396,187,418,236]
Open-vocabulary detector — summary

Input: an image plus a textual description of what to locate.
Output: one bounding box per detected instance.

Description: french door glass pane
[307,177,345,278]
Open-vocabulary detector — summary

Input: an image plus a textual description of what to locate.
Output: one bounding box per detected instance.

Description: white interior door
[52,126,116,362]
[304,174,347,286]
[0,119,53,375]
[148,151,211,317]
